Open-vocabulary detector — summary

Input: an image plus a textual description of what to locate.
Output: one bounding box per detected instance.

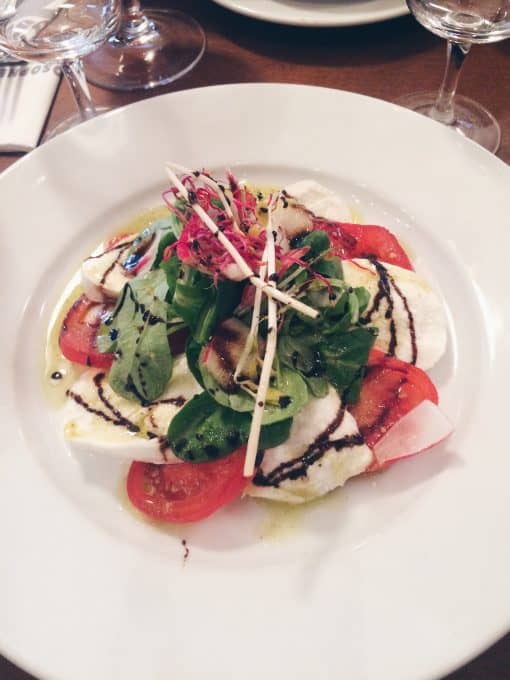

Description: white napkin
[0,62,61,152]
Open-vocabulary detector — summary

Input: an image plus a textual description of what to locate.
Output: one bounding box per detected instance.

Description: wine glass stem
[61,58,96,121]
[120,0,153,40]
[431,40,471,125]
[124,0,142,18]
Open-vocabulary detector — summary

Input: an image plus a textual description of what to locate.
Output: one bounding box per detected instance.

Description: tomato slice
[350,349,438,469]
[127,447,250,523]
[315,220,413,271]
[59,295,113,369]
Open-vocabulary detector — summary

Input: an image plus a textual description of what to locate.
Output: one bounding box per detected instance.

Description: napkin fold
[0,62,61,152]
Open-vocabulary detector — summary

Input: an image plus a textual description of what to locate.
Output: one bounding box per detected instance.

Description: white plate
[1,83,509,680]
[211,0,408,27]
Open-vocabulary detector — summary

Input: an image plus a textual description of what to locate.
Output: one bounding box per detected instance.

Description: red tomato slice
[350,349,438,470]
[127,447,250,523]
[59,295,114,369]
[315,220,413,271]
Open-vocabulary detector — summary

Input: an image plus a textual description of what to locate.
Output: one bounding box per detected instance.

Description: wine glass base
[83,9,206,92]
[396,91,501,154]
[43,107,111,141]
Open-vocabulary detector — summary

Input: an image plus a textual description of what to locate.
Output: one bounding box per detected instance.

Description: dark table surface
[1,0,509,677]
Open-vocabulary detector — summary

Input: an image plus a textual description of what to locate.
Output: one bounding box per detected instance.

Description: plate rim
[210,0,409,27]
[1,82,510,680]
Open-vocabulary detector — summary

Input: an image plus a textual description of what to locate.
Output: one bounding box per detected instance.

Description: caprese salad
[52,164,452,523]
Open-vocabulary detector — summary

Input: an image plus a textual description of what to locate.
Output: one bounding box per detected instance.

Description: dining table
[1,0,509,677]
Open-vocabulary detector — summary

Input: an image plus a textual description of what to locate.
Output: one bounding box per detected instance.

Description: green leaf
[292,229,330,259]
[304,375,329,398]
[354,285,370,315]
[168,391,292,462]
[172,266,212,327]
[185,337,205,388]
[277,261,378,405]
[193,279,242,345]
[152,207,186,267]
[313,255,344,280]
[158,252,181,300]
[172,267,243,344]
[319,327,377,403]
[97,270,173,404]
[278,332,323,378]
[201,363,309,425]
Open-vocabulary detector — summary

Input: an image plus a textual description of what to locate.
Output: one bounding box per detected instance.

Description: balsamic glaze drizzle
[84,238,136,261]
[361,258,418,365]
[388,274,418,365]
[66,373,187,461]
[85,239,135,286]
[100,248,125,286]
[253,405,363,488]
[93,373,140,433]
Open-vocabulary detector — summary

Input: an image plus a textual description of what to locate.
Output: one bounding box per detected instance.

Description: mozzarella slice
[285,179,352,223]
[271,180,353,242]
[81,235,135,302]
[247,388,372,504]
[343,258,447,370]
[62,356,201,463]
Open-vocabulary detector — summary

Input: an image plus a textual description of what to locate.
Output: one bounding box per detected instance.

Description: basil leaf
[97,270,173,404]
[277,260,378,405]
[304,375,329,398]
[192,278,242,345]
[159,252,181,300]
[291,229,330,259]
[153,206,186,267]
[319,327,377,403]
[172,266,212,327]
[185,337,205,388]
[313,255,344,280]
[354,285,370,315]
[172,267,243,344]
[201,364,309,425]
[168,392,292,462]
[278,332,323,378]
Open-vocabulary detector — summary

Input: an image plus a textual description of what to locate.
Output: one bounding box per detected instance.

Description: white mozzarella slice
[271,196,312,241]
[81,235,135,302]
[271,180,352,242]
[285,179,352,223]
[247,388,372,504]
[342,258,447,370]
[62,356,202,463]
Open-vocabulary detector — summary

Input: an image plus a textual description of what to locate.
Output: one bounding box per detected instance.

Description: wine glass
[398,0,510,153]
[0,0,120,137]
[83,1,206,91]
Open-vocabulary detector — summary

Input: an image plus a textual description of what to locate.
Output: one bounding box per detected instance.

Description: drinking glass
[398,0,510,152]
[83,2,205,91]
[0,0,120,136]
